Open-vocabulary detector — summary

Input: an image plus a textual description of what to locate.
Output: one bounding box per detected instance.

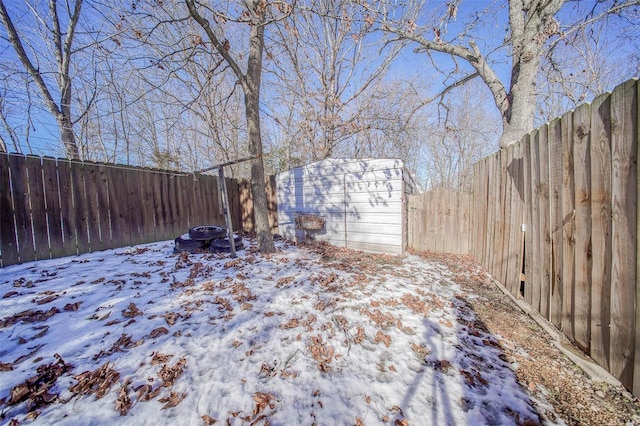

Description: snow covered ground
[0,238,552,425]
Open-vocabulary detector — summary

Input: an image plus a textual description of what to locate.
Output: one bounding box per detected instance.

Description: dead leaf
[0,362,14,371]
[158,357,187,386]
[151,352,174,365]
[63,302,81,311]
[159,391,187,409]
[149,327,169,338]
[374,331,391,348]
[115,378,132,416]
[3,290,19,298]
[34,294,59,305]
[390,406,404,417]
[70,362,120,399]
[252,392,275,416]
[241,303,253,311]
[163,312,180,325]
[202,414,218,424]
[122,303,142,318]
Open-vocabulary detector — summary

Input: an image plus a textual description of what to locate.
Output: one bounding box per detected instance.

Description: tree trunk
[499,53,541,148]
[58,112,80,159]
[246,20,276,253]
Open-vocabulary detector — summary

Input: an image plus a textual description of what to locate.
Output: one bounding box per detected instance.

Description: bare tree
[268,0,400,161]
[367,0,639,148]
[184,0,291,252]
[0,0,92,159]
[421,80,500,191]
[537,12,640,125]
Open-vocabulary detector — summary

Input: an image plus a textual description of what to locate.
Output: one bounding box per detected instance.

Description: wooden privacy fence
[470,78,638,394]
[408,188,471,255]
[0,153,277,267]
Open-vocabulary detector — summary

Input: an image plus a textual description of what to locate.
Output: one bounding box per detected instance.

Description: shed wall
[276,159,414,254]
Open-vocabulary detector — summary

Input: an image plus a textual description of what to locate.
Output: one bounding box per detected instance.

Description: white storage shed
[276,158,419,254]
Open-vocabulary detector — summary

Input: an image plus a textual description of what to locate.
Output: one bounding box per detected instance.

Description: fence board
[139,169,157,244]
[561,110,576,338]
[573,102,593,352]
[56,159,77,257]
[529,130,542,311]
[70,161,90,254]
[505,144,518,295]
[610,79,637,390]
[499,149,509,285]
[127,168,143,245]
[42,158,65,259]
[25,155,49,261]
[538,125,552,319]
[10,155,35,263]
[152,171,169,241]
[515,142,526,298]
[168,174,181,237]
[106,165,130,247]
[590,91,613,371]
[174,174,188,236]
[94,164,114,250]
[481,158,490,268]
[83,163,103,252]
[523,135,533,303]
[549,118,564,328]
[0,153,18,267]
[487,157,497,274]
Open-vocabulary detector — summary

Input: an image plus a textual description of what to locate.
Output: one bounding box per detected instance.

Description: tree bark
[246,19,276,252]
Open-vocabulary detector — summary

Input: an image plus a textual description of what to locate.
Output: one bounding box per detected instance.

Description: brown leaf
[395,420,409,426]
[158,357,186,386]
[159,392,187,409]
[63,302,81,311]
[122,303,142,318]
[149,327,169,339]
[202,415,218,425]
[115,378,132,416]
[163,312,180,326]
[151,352,173,365]
[390,406,404,417]
[252,392,275,416]
[355,418,365,426]
[3,290,19,299]
[374,331,391,348]
[0,362,14,371]
[34,294,59,305]
[70,362,120,399]
[280,318,300,329]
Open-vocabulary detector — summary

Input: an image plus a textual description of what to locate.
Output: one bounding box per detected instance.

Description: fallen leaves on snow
[69,362,120,398]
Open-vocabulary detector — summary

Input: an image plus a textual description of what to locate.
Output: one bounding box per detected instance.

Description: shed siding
[276,158,415,254]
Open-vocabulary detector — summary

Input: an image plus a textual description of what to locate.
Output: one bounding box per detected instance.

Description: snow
[0,238,556,425]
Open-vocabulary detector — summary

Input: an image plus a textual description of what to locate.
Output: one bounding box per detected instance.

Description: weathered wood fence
[409,78,640,396]
[0,154,277,267]
[408,188,471,254]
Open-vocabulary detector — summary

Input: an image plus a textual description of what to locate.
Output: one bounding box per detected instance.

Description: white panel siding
[276,158,414,254]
